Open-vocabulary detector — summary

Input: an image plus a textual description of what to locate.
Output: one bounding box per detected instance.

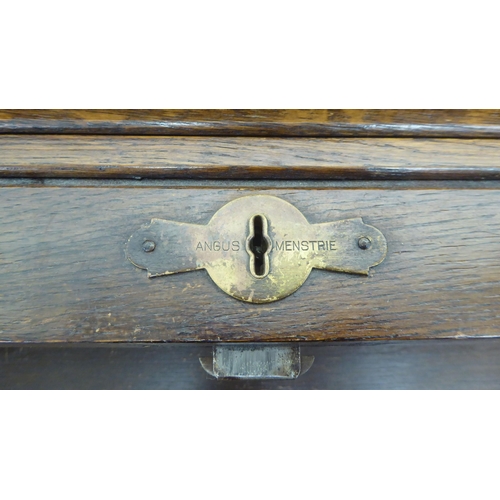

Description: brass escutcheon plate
[126,195,387,303]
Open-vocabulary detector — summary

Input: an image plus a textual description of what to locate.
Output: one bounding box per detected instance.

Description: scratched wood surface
[2,135,500,180]
[1,186,499,343]
[1,110,500,137]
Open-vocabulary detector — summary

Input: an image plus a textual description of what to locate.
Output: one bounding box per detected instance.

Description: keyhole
[247,215,270,278]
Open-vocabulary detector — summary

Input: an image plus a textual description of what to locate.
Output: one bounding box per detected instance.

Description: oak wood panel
[1,187,499,343]
[2,340,500,389]
[2,136,500,180]
[1,110,500,138]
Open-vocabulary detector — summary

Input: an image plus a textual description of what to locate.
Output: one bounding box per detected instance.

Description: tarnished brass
[126,195,387,303]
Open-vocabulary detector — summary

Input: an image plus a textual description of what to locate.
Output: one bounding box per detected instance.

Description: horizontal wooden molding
[1,110,500,137]
[1,135,500,180]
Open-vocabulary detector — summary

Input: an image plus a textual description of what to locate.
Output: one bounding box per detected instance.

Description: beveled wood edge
[2,166,500,181]
[1,335,499,346]
[2,135,500,180]
[1,110,500,137]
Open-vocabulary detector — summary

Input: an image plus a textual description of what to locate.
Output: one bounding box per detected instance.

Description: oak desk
[1,110,499,388]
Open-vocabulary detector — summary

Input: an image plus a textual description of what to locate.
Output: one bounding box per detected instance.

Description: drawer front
[1,185,499,343]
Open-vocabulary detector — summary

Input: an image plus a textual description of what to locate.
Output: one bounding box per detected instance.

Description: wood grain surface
[1,186,499,343]
[1,110,500,137]
[2,135,500,180]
